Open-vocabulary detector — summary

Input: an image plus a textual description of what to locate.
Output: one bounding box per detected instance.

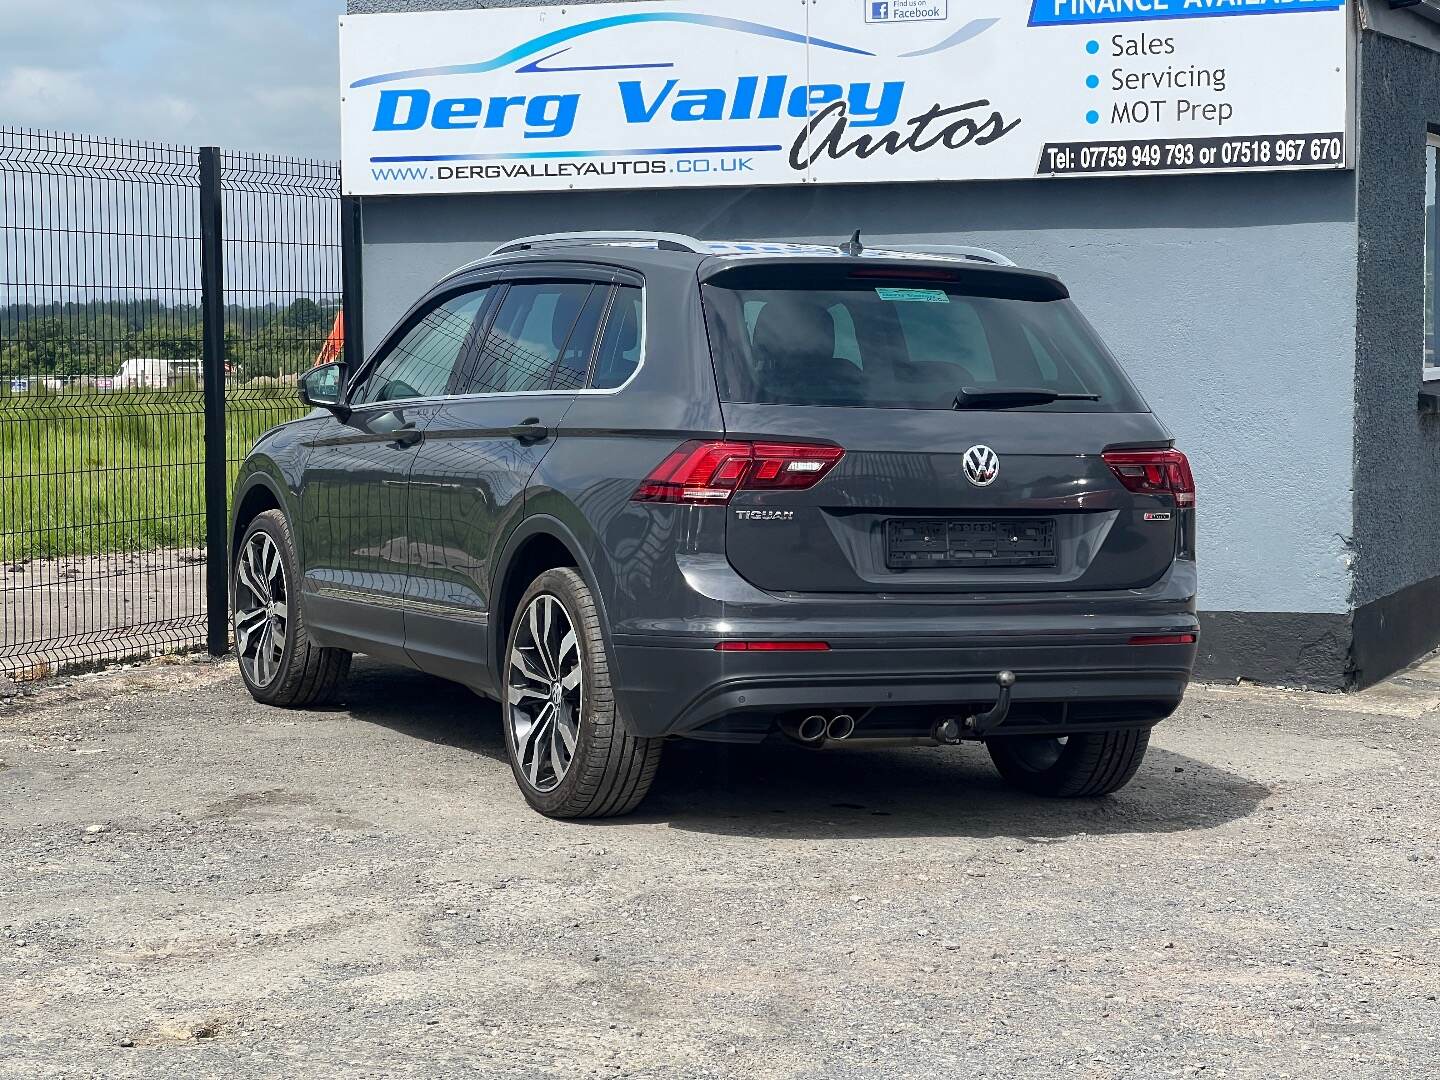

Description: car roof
[439,232,1061,289]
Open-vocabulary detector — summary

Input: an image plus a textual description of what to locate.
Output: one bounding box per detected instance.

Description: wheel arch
[491,515,614,690]
[231,474,289,567]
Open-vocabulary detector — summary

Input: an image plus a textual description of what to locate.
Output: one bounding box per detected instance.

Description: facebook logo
[865,0,945,23]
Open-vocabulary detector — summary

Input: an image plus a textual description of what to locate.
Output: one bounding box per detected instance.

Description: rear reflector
[715,641,831,652]
[1103,448,1196,508]
[1128,634,1197,646]
[634,441,845,504]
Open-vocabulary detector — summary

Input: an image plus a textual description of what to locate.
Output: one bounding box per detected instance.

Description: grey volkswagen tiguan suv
[230,232,1198,818]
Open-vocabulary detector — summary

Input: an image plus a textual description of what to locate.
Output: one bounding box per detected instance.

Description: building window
[1427,133,1439,378]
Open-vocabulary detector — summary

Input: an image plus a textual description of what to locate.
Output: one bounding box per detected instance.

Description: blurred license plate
[886,518,1057,570]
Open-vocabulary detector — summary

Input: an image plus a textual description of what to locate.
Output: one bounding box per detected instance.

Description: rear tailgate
[699,256,1187,596]
[721,403,1178,594]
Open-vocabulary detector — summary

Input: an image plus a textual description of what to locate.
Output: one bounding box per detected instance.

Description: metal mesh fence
[0,128,341,677]
[220,150,342,485]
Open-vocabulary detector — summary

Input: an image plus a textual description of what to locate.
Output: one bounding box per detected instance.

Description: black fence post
[341,195,365,370]
[199,146,229,657]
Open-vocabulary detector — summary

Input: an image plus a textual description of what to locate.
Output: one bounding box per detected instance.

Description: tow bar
[932,671,1017,744]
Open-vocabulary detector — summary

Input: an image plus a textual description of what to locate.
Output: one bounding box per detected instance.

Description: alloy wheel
[507,594,583,793]
[234,531,289,688]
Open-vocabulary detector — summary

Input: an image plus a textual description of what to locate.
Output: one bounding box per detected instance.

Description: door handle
[507,418,551,444]
[389,424,423,449]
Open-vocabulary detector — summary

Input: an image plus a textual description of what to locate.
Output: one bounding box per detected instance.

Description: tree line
[0,298,340,379]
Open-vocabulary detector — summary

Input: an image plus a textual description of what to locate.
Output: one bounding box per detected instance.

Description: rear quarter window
[592,286,643,390]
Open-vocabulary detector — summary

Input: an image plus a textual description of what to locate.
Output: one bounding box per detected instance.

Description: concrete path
[0,549,207,677]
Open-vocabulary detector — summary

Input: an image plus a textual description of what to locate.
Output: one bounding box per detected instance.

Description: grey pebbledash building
[342,0,1440,690]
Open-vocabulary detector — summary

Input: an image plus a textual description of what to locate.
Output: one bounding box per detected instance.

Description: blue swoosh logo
[900,19,1000,58]
[350,13,873,89]
[515,47,673,75]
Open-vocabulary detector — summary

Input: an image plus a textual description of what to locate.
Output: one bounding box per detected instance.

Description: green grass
[0,386,308,562]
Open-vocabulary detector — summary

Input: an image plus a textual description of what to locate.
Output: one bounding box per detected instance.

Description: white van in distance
[112,357,203,389]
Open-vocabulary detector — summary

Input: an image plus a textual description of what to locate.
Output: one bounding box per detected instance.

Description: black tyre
[232,510,351,707]
[986,728,1150,797]
[502,568,662,819]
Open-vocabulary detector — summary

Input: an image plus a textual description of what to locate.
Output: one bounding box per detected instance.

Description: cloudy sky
[2,0,347,158]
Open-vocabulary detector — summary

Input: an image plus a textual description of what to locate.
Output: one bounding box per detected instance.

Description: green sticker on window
[875,287,950,304]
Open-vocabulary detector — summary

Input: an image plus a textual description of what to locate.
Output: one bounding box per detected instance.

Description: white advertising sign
[339,0,1352,196]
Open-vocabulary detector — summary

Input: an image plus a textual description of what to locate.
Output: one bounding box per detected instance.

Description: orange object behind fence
[315,311,344,367]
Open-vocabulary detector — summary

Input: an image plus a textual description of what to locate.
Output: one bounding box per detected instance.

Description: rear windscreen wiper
[953,386,1102,410]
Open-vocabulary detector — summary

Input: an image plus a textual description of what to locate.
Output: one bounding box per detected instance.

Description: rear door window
[553,286,610,391]
[459,282,599,395]
[701,265,1144,413]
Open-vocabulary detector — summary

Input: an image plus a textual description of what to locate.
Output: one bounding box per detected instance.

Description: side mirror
[299,362,348,416]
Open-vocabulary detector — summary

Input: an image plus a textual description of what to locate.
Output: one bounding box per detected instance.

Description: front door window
[350,289,490,405]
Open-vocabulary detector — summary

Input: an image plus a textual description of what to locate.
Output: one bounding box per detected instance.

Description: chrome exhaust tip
[797,714,829,743]
[826,713,857,741]
[779,714,829,745]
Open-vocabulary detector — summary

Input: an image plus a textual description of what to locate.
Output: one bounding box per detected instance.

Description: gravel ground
[1,656,1437,1079]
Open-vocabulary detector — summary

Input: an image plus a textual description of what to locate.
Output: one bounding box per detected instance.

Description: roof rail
[491,231,709,256]
[891,244,1016,267]
[443,233,1019,280]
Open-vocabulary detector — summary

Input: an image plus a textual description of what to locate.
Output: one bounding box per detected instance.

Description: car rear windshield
[701,264,1146,413]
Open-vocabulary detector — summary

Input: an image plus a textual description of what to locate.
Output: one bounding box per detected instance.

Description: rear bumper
[605,554,1198,739]
[614,636,1194,739]
[609,591,1199,743]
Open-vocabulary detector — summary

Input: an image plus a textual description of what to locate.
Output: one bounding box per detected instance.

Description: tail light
[1103,448,1195,507]
[634,441,845,504]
